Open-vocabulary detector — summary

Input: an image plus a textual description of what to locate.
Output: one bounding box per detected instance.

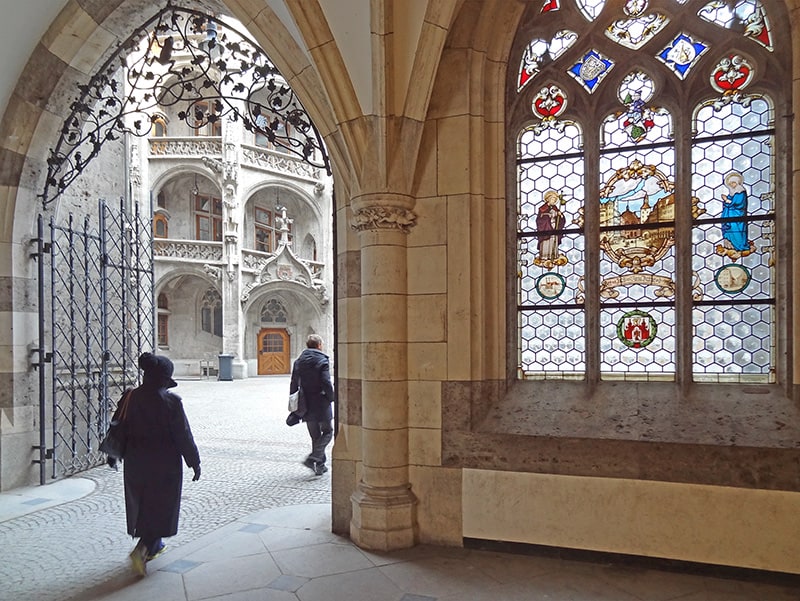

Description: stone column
[349,193,418,550]
[205,119,246,377]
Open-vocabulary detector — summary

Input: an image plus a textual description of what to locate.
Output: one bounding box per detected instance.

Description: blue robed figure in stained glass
[719,171,750,252]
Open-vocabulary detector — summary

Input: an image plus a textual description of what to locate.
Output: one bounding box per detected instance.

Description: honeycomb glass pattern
[691,96,775,382]
[520,310,586,376]
[598,148,676,379]
[601,307,675,377]
[510,0,786,388]
[518,121,585,378]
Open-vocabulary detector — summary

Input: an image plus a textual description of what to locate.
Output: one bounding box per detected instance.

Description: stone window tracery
[200,288,222,337]
[260,298,288,323]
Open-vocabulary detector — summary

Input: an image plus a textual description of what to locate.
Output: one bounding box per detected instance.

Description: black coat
[114,383,200,539]
[290,348,334,422]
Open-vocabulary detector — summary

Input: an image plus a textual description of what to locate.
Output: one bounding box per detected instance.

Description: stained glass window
[512,0,786,383]
[605,0,669,49]
[518,31,578,91]
[698,0,773,50]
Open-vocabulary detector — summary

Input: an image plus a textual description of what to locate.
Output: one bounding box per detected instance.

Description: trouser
[140,537,163,556]
[306,419,333,464]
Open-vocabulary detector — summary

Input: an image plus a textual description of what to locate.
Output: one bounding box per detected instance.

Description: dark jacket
[115,355,200,540]
[289,348,334,422]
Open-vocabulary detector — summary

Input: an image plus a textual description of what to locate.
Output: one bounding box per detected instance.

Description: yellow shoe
[129,541,147,576]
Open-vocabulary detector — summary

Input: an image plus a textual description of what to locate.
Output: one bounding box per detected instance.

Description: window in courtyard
[152,115,167,137]
[153,213,168,238]
[201,288,222,337]
[157,293,169,347]
[261,298,288,323]
[190,100,222,136]
[513,0,784,384]
[195,194,222,241]
[254,113,290,152]
[255,206,292,252]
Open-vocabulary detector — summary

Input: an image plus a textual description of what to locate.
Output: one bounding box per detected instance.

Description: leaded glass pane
[576,0,606,21]
[520,310,586,376]
[603,71,671,146]
[518,121,585,378]
[656,32,709,79]
[518,32,578,91]
[601,306,675,377]
[691,96,774,382]
[568,49,614,93]
[698,0,773,50]
[606,0,669,50]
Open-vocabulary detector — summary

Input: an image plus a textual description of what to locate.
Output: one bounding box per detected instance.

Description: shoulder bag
[99,390,132,459]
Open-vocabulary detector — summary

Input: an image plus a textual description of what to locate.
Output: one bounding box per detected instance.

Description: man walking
[290,334,334,475]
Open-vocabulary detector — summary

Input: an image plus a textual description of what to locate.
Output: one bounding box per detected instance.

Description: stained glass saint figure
[535,189,568,266]
[717,170,754,258]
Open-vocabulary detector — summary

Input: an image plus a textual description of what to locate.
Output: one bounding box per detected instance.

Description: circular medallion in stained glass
[535,272,566,300]
[616,309,657,348]
[714,263,750,294]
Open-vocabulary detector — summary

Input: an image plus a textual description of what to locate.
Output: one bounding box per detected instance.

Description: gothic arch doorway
[258,329,290,375]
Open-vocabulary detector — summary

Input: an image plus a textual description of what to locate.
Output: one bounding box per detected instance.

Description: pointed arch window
[153,213,169,238]
[157,293,169,347]
[200,288,222,337]
[152,115,168,137]
[512,0,786,385]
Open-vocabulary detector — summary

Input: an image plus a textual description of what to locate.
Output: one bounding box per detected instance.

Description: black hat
[139,352,177,388]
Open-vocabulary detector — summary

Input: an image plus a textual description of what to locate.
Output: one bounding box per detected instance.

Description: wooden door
[258,329,290,375]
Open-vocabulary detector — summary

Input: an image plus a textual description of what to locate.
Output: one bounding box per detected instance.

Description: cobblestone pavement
[0,376,329,601]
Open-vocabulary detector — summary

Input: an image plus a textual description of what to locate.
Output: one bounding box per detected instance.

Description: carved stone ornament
[240,241,328,305]
[351,206,418,233]
[203,264,223,280]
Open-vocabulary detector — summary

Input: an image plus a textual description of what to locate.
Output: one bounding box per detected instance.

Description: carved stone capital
[351,206,418,233]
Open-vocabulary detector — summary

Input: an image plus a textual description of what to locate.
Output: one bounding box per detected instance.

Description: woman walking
[109,352,201,576]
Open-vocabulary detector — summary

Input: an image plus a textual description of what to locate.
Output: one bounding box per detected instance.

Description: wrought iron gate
[33,199,154,483]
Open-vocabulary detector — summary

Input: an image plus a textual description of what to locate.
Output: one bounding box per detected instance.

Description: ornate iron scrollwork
[40,2,330,206]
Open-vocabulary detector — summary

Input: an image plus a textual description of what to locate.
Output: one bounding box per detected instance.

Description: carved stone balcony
[154,239,223,263]
[240,143,324,181]
[149,137,223,158]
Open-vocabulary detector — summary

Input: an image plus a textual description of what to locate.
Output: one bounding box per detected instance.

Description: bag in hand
[288,389,300,412]
[99,391,132,459]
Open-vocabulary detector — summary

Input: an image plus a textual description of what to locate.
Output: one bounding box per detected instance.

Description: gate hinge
[31,446,54,461]
[30,349,53,369]
[29,239,52,258]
